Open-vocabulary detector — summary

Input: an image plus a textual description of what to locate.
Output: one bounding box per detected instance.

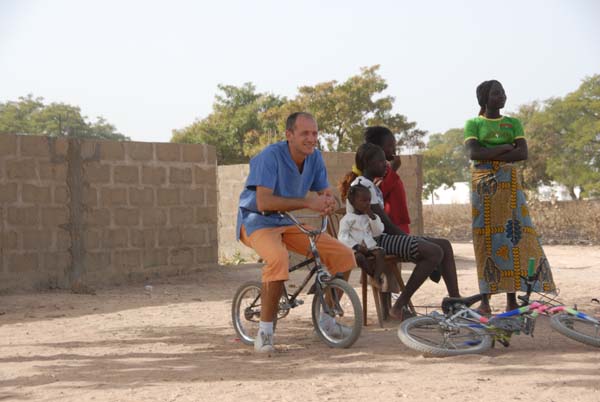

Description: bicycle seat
[441,294,483,314]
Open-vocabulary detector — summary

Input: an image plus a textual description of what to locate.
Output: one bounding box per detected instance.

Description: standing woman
[464,80,555,314]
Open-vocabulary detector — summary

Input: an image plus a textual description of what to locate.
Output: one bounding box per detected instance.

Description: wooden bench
[327,207,414,327]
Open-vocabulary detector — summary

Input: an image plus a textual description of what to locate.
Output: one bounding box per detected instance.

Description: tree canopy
[0,95,129,141]
[171,65,426,164]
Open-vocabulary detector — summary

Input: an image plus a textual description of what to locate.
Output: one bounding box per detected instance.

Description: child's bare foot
[475,304,492,316]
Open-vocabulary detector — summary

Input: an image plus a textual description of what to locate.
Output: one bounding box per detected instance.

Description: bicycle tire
[311,278,362,348]
[550,312,600,348]
[231,281,277,346]
[398,316,493,356]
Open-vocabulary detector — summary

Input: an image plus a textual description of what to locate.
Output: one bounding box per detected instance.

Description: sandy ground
[1,243,599,402]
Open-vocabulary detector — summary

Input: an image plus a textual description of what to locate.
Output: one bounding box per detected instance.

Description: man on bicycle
[237,112,357,353]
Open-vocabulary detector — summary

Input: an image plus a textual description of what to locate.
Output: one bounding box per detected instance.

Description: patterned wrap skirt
[471,161,556,294]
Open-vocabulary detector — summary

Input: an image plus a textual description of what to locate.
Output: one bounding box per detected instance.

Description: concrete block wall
[217,151,423,262]
[0,134,217,290]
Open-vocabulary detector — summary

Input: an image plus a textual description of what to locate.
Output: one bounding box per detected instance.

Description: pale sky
[1,0,599,143]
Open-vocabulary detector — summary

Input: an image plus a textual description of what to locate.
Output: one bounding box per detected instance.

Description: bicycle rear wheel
[550,312,600,347]
[398,316,493,356]
[232,281,266,346]
[311,278,362,348]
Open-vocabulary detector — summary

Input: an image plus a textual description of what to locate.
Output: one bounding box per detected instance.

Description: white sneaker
[323,322,352,339]
[254,330,275,354]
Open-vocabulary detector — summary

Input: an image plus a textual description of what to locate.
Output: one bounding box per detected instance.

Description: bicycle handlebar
[261,210,328,236]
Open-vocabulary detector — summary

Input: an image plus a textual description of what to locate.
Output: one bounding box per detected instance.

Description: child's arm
[368,214,385,237]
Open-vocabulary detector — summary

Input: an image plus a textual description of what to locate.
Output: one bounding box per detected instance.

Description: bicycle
[397,260,600,356]
[231,211,363,349]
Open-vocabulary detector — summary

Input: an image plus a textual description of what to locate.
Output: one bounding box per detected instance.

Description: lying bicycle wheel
[550,313,600,348]
[398,316,492,356]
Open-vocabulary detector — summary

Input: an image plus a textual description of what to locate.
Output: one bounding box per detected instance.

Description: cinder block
[42,252,71,272]
[205,187,217,207]
[101,188,128,206]
[114,165,139,184]
[80,141,100,159]
[7,159,37,180]
[170,207,194,225]
[158,228,182,247]
[143,248,169,268]
[38,162,67,181]
[100,141,125,160]
[129,187,154,206]
[205,145,217,165]
[126,142,153,161]
[54,186,69,204]
[7,207,39,226]
[0,183,18,203]
[41,207,69,226]
[101,229,129,248]
[156,143,181,161]
[142,166,166,185]
[195,246,218,263]
[182,189,204,205]
[130,228,156,248]
[0,134,17,156]
[194,166,217,186]
[22,230,53,250]
[83,187,98,207]
[86,251,111,272]
[1,231,18,249]
[20,135,50,157]
[56,229,71,251]
[84,230,100,250]
[157,188,180,206]
[169,167,192,184]
[85,208,111,227]
[170,247,194,265]
[196,206,218,224]
[182,228,204,245]
[22,184,51,204]
[84,162,111,183]
[9,252,39,272]
[141,208,167,226]
[182,144,204,163]
[113,250,141,269]
[114,208,140,226]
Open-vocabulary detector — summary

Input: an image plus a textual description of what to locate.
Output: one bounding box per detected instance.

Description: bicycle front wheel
[311,278,362,348]
[550,312,600,348]
[398,316,493,356]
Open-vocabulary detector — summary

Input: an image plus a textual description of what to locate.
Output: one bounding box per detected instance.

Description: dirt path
[1,243,599,401]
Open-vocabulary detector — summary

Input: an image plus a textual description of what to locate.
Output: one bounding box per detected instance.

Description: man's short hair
[286,112,316,132]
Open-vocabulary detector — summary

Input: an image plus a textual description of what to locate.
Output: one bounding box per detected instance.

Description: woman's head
[347,182,371,213]
[364,126,396,161]
[355,142,386,178]
[476,80,506,115]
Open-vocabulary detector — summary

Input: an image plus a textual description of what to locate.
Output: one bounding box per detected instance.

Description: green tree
[296,65,425,152]
[171,83,286,164]
[422,128,470,202]
[0,94,129,141]
[515,75,600,198]
[172,66,426,163]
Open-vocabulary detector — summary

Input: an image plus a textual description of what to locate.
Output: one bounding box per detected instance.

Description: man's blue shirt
[236,141,329,239]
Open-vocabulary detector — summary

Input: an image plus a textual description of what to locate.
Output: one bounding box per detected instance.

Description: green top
[464,116,525,147]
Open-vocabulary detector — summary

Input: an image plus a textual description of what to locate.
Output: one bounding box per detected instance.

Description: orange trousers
[240,225,356,283]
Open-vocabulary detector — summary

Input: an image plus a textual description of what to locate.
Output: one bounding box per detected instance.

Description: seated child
[338,183,388,289]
